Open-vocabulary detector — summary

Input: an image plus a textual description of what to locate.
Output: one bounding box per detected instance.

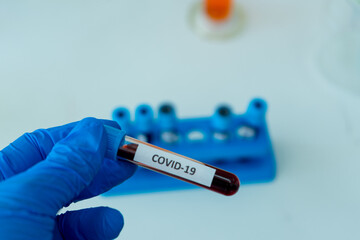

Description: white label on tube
[133,143,216,187]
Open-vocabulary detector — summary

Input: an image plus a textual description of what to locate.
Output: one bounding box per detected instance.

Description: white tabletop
[1,0,360,239]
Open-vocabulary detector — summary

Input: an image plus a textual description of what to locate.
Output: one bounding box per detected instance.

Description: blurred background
[1,0,360,239]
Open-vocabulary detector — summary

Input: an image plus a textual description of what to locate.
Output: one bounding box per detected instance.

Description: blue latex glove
[0,118,137,240]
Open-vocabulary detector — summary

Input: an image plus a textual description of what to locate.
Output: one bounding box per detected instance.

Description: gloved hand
[0,118,137,240]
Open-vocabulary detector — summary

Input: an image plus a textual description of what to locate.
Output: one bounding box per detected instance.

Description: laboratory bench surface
[1,0,360,239]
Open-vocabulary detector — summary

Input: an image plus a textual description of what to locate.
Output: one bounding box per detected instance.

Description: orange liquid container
[204,0,233,21]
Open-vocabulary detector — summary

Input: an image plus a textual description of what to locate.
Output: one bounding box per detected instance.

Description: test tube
[212,105,233,141]
[105,126,239,196]
[245,98,267,127]
[112,107,131,130]
[135,104,154,142]
[158,103,179,144]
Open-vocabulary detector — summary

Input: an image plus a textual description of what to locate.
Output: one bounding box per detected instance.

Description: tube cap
[104,125,126,160]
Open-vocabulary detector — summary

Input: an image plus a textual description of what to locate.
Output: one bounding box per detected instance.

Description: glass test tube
[117,136,240,196]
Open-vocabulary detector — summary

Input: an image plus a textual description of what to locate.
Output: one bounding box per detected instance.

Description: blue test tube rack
[105,98,276,195]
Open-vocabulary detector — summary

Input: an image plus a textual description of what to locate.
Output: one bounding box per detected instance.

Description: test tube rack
[105,98,276,195]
